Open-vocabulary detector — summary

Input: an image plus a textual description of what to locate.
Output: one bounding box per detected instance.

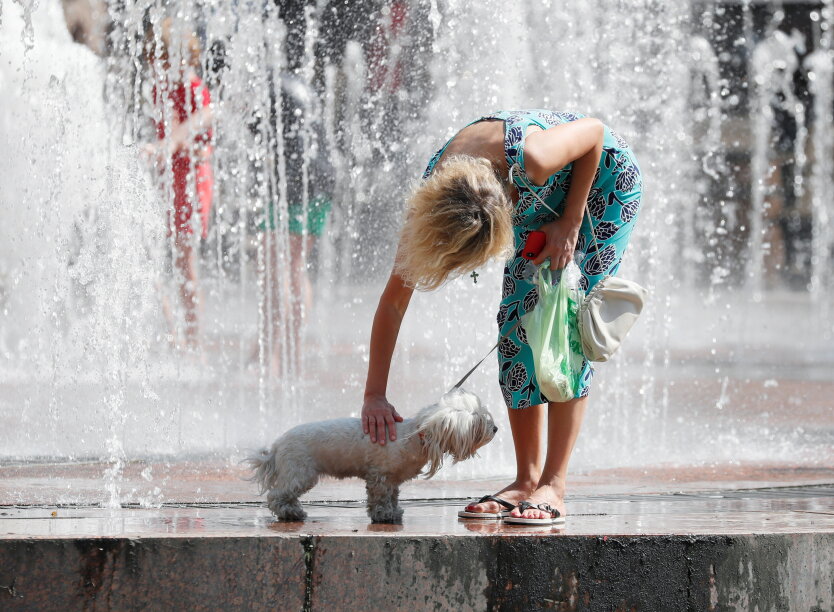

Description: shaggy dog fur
[248,389,495,523]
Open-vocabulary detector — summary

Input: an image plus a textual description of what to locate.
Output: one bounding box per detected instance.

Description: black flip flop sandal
[503,500,566,525]
[458,495,517,519]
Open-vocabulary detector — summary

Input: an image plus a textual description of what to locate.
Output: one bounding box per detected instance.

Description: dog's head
[414,388,496,478]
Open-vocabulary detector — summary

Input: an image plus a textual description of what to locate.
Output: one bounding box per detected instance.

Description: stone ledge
[1,532,832,611]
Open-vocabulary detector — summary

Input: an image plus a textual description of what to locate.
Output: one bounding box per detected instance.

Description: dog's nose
[492,425,498,433]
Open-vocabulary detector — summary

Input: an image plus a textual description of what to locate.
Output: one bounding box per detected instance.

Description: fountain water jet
[1,0,832,506]
[805,4,834,308]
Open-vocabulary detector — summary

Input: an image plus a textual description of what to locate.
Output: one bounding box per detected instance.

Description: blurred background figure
[252,0,420,376]
[142,17,214,350]
[252,0,340,377]
[255,72,334,375]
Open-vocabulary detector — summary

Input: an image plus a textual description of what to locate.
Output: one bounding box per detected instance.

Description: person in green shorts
[256,191,332,375]
[255,71,334,375]
[255,193,332,375]
[259,195,332,236]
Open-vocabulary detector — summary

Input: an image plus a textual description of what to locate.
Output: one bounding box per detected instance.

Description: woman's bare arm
[362,269,414,444]
[524,118,604,269]
[523,118,603,185]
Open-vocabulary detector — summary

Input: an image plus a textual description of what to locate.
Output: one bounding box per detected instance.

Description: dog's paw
[370,515,403,524]
[272,504,307,522]
[369,507,404,524]
[274,512,307,522]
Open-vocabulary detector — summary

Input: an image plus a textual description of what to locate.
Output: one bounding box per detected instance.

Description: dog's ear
[416,390,493,478]
[418,400,484,478]
[446,407,482,463]
[417,408,449,479]
[415,401,457,478]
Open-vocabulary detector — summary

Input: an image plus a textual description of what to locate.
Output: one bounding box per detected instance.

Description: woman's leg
[268,236,287,370]
[253,231,290,373]
[174,236,199,348]
[288,233,314,371]
[465,403,546,513]
[508,396,588,519]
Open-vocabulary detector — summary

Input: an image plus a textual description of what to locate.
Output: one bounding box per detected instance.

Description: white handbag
[510,163,647,362]
[577,274,647,362]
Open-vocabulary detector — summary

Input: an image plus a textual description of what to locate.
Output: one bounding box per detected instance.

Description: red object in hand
[521,231,547,260]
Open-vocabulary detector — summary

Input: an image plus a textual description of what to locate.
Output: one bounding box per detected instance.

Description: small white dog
[248,389,496,523]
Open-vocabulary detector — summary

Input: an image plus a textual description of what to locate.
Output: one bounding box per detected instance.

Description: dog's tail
[245,447,279,494]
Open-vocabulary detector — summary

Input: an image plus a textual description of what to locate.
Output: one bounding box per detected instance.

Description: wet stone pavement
[2,484,834,539]
[1,463,833,610]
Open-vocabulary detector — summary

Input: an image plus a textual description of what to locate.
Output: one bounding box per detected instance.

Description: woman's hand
[140,143,169,172]
[362,394,404,445]
[140,141,181,166]
[140,143,160,163]
[533,215,582,270]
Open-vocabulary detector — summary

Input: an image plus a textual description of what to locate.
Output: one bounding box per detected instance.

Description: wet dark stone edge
[0,533,832,611]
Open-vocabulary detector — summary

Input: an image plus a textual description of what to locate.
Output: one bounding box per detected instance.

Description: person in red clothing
[143,18,213,349]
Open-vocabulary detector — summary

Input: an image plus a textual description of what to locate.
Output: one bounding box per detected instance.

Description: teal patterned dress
[423,110,643,409]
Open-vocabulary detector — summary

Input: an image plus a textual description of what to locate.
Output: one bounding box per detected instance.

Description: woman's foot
[508,483,566,520]
[464,480,538,514]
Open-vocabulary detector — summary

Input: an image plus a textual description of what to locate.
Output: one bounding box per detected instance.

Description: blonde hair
[396,155,513,291]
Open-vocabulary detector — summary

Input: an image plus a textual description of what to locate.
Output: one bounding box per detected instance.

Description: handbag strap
[508,163,602,256]
[450,318,524,391]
